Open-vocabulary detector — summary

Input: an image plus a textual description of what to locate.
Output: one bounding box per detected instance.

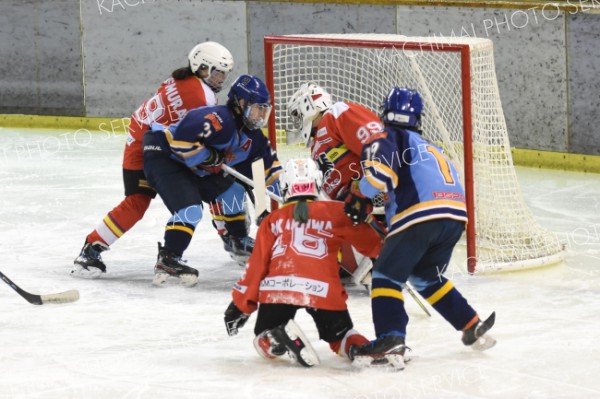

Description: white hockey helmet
[188,41,234,92]
[280,158,323,201]
[287,82,332,147]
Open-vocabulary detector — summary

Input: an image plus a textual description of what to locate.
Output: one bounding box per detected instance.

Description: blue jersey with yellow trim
[150,104,282,189]
[359,126,467,235]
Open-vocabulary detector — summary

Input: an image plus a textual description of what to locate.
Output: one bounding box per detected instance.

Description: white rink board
[0,128,599,399]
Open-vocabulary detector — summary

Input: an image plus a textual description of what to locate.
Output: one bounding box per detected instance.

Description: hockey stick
[251,159,267,217]
[222,161,282,226]
[222,163,283,203]
[0,270,80,305]
[405,283,431,317]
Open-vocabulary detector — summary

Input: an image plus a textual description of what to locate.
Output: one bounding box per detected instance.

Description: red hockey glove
[343,180,373,226]
[199,147,225,174]
[224,301,250,336]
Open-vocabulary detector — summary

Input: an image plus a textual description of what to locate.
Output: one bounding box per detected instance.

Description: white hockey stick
[0,270,80,305]
[251,159,267,217]
[222,162,283,204]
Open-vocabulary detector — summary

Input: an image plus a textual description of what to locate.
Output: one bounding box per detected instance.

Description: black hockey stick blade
[0,270,80,305]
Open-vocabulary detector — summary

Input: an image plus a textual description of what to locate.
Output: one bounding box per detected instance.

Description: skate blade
[229,253,249,267]
[284,320,321,367]
[180,274,199,287]
[352,354,405,371]
[152,272,198,287]
[471,334,496,351]
[152,272,169,286]
[70,265,104,279]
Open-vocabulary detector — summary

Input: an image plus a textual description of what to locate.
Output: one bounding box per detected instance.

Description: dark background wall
[0,0,598,155]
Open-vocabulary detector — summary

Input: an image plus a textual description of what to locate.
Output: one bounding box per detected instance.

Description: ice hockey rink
[0,127,599,399]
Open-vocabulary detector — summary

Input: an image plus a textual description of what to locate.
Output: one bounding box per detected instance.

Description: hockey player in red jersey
[287,82,384,201]
[287,82,385,285]
[72,42,234,278]
[224,158,383,367]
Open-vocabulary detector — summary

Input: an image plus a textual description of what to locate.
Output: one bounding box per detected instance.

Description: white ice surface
[1,128,599,399]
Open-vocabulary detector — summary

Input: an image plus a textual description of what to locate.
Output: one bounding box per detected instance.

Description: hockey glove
[199,147,225,174]
[315,152,335,177]
[224,301,250,336]
[256,210,270,226]
[343,180,373,226]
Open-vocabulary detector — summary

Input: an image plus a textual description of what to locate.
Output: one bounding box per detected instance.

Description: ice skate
[253,331,287,360]
[350,334,407,371]
[228,235,255,266]
[71,241,108,279]
[462,312,496,351]
[220,234,246,266]
[152,243,199,287]
[267,319,320,367]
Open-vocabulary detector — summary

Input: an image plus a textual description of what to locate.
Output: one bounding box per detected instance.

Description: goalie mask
[287,82,332,147]
[380,87,423,129]
[280,158,323,201]
[188,41,234,93]
[228,75,272,130]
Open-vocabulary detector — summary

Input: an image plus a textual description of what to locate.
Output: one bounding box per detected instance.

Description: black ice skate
[266,320,321,367]
[228,235,255,266]
[152,243,199,287]
[350,334,407,371]
[220,234,234,253]
[462,312,496,351]
[71,241,108,279]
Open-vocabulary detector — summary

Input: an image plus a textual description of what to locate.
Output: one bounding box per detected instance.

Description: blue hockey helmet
[228,74,272,130]
[380,87,423,129]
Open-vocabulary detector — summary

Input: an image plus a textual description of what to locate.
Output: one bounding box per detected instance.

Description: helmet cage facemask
[280,158,323,201]
[242,101,272,130]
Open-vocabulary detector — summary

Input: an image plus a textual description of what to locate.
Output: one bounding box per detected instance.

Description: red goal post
[263,34,565,274]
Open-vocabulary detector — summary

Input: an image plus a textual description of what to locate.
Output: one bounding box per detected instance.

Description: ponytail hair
[171,66,196,80]
[292,199,310,224]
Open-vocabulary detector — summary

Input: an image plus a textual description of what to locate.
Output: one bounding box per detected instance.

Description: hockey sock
[417,276,477,331]
[89,194,152,246]
[224,213,248,237]
[371,277,409,337]
[209,202,226,235]
[164,205,202,256]
[329,329,369,359]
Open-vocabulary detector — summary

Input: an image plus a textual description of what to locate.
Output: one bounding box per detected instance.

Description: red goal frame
[263,35,477,273]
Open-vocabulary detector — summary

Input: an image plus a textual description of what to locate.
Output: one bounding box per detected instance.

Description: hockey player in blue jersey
[345,87,496,370]
[142,74,281,286]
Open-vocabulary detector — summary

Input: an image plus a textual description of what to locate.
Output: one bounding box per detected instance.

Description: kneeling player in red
[224,158,383,367]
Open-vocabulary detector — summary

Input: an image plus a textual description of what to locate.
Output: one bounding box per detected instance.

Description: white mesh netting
[266,33,564,272]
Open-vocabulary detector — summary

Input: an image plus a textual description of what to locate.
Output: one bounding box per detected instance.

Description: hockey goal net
[263,33,565,273]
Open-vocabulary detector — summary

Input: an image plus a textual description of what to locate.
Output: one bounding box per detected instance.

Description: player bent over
[142,75,281,286]
[72,42,234,278]
[224,158,383,367]
[344,87,496,370]
[287,82,387,286]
